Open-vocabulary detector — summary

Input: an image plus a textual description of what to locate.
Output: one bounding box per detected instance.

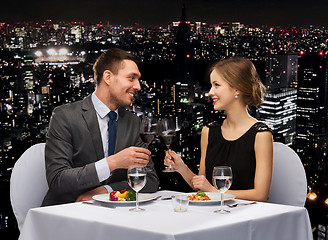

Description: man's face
[108,59,141,109]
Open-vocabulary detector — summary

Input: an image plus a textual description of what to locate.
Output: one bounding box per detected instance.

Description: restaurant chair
[10,143,48,231]
[268,142,307,207]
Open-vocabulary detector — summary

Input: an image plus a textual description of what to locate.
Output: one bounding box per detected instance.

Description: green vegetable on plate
[125,190,136,201]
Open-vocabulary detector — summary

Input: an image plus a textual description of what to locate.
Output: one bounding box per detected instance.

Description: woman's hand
[191,175,217,192]
[164,150,185,171]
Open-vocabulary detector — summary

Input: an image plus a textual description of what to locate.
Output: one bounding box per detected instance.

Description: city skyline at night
[1,3,328,239]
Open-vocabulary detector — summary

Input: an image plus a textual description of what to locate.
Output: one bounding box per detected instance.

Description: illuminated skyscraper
[257,54,298,145]
[296,53,328,166]
[264,54,298,89]
[175,3,193,93]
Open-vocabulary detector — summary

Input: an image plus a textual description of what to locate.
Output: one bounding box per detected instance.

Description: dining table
[19,190,313,240]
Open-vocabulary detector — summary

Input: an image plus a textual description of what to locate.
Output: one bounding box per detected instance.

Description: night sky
[1,0,328,27]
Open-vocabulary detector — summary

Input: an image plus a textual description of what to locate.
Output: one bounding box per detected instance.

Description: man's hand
[106,146,151,171]
[75,186,108,202]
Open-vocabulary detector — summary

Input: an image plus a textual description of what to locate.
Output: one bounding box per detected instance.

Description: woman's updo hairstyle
[210,57,265,106]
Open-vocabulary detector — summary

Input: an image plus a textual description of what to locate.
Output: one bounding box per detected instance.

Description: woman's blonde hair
[210,57,265,106]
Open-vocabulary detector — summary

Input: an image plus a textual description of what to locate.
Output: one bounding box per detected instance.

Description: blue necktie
[108,111,117,156]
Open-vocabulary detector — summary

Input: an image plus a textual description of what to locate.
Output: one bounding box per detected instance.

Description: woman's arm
[165,150,196,189]
[198,126,209,176]
[164,126,211,190]
[226,131,273,201]
[191,126,217,192]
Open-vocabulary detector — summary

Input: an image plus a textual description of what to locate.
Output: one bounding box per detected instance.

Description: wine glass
[127,166,147,212]
[158,118,177,172]
[212,166,232,214]
[139,116,158,147]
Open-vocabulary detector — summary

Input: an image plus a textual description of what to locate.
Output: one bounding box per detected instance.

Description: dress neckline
[219,122,258,142]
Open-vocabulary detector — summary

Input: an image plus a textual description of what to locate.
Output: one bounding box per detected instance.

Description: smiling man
[42,48,159,206]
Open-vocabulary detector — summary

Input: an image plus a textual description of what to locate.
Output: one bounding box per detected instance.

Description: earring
[235,95,238,99]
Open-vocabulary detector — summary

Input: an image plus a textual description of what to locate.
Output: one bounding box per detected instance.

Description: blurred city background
[1,2,328,240]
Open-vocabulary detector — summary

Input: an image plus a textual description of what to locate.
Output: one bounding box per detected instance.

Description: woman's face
[208,70,238,111]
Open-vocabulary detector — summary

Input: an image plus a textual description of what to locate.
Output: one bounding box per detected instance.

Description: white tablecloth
[19,190,313,240]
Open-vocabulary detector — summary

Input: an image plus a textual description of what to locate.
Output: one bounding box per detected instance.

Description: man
[42,48,159,206]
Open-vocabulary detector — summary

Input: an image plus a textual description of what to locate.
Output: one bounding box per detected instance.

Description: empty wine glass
[158,118,177,172]
[140,116,158,147]
[127,166,147,212]
[212,166,232,214]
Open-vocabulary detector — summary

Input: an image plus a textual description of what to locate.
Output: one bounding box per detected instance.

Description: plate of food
[92,189,157,204]
[181,191,236,204]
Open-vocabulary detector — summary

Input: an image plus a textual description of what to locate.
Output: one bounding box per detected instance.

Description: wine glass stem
[220,192,224,212]
[136,191,139,209]
[166,145,172,169]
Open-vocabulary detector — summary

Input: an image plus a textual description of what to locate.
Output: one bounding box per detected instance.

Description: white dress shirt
[91,92,118,193]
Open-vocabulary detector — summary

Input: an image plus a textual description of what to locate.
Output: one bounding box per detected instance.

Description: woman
[165,57,273,201]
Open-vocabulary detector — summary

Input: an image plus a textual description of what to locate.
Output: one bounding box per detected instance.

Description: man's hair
[93,48,136,85]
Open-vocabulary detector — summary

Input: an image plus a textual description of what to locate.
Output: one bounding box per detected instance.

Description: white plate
[180,192,236,204]
[92,193,156,204]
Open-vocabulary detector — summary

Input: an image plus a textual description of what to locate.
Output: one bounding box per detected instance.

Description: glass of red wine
[158,118,177,172]
[139,116,158,147]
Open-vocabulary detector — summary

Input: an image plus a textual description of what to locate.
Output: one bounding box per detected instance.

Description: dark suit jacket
[42,95,159,206]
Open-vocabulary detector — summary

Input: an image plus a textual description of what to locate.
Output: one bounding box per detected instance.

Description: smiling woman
[165,57,273,202]
[209,57,265,110]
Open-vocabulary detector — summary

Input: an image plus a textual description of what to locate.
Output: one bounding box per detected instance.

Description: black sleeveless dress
[205,122,272,190]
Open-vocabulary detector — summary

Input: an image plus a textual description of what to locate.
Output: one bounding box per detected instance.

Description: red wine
[140,132,156,144]
[159,134,176,147]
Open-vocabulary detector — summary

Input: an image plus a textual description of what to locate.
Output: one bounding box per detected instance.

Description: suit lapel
[81,95,104,160]
[115,107,125,153]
